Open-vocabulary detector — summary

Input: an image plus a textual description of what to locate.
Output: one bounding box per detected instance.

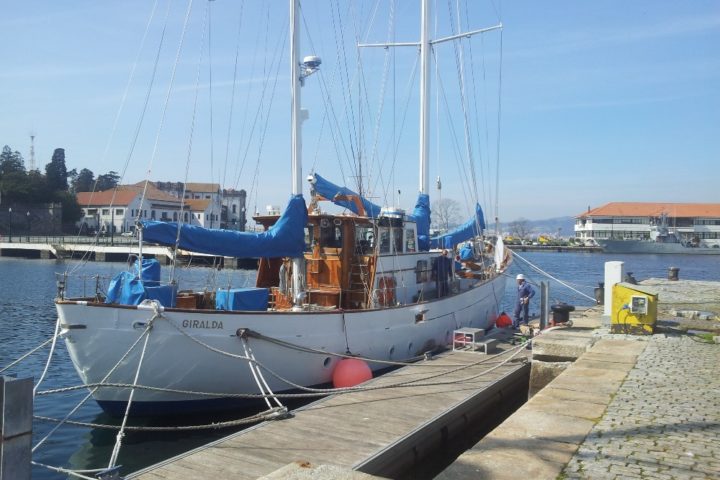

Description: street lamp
[26,211,30,239]
[8,207,12,242]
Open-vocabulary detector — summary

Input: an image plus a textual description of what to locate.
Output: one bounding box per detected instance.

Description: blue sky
[1,1,718,221]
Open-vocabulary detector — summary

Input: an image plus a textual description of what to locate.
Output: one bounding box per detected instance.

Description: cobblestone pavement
[562,334,720,480]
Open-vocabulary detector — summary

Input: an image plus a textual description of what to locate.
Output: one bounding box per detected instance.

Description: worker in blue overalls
[513,273,535,328]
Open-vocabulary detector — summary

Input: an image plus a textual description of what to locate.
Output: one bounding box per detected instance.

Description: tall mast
[358,2,501,198]
[418,0,431,195]
[290,0,302,196]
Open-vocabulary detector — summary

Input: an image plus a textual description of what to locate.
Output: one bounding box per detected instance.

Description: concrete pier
[438,281,720,480]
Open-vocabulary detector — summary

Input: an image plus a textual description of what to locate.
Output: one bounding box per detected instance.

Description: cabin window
[304,225,314,252]
[355,226,375,254]
[319,218,342,248]
[392,227,403,253]
[405,228,416,253]
[416,260,429,283]
[379,228,391,254]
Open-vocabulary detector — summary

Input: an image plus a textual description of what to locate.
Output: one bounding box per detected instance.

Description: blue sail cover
[141,194,308,258]
[430,203,486,249]
[310,173,382,218]
[412,193,431,251]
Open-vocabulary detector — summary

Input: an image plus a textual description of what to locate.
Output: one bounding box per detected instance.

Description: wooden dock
[130,337,531,479]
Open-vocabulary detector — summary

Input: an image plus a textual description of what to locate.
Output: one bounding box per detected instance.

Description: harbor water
[1,252,719,479]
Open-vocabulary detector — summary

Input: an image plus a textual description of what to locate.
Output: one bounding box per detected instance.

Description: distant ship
[598,214,720,255]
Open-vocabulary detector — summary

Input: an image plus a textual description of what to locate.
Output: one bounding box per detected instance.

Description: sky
[1,0,718,222]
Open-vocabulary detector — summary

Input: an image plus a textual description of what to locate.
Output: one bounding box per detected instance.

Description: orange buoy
[332,358,372,388]
[495,312,513,328]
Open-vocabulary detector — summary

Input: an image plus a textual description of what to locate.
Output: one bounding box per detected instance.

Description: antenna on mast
[29,132,36,171]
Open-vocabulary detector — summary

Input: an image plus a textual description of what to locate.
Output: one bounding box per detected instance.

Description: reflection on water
[1,253,718,478]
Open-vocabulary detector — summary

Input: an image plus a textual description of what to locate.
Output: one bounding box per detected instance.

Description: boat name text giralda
[182,319,225,329]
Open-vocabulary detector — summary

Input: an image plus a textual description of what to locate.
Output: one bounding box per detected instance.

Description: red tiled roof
[76,190,138,207]
[185,182,220,193]
[184,199,212,211]
[577,202,720,218]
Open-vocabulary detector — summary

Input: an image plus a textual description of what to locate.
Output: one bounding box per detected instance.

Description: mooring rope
[31,461,99,480]
[108,311,156,469]
[33,316,62,397]
[511,250,597,303]
[32,316,157,453]
[0,337,54,374]
[241,336,284,411]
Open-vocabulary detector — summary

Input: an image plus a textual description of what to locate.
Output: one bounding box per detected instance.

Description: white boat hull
[56,274,507,415]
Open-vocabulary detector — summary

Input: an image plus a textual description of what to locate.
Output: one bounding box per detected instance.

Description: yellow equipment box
[611,282,658,335]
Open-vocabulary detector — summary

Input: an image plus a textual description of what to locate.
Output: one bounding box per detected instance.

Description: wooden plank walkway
[130,339,530,480]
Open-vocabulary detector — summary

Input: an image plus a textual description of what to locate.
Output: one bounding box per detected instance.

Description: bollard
[539,281,550,330]
[1,376,33,480]
[668,267,679,281]
[594,282,605,305]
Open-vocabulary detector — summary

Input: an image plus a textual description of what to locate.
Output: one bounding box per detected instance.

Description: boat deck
[129,332,530,479]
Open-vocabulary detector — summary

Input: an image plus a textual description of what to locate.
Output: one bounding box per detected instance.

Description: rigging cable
[171,0,211,283]
[66,0,162,274]
[136,0,196,222]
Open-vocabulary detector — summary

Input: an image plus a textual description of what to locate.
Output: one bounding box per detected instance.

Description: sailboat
[55,0,510,415]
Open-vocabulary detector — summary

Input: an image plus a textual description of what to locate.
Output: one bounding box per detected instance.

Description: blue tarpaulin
[135,258,161,286]
[310,173,382,218]
[459,243,474,260]
[412,194,431,251]
[215,287,269,311]
[105,261,176,307]
[141,194,308,258]
[430,203,486,249]
[106,271,145,305]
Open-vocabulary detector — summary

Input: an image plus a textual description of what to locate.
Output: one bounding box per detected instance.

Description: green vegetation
[0,144,120,226]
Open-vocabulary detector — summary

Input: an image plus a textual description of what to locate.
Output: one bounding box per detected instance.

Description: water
[1,252,719,478]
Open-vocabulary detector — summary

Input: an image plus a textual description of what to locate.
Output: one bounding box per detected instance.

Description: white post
[604,261,624,316]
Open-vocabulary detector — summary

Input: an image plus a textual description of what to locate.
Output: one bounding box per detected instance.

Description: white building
[575,202,720,246]
[222,188,247,231]
[76,185,184,234]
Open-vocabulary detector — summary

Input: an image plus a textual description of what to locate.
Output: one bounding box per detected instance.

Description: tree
[509,218,532,240]
[72,168,96,192]
[45,148,69,191]
[0,145,25,175]
[432,198,462,231]
[96,171,120,191]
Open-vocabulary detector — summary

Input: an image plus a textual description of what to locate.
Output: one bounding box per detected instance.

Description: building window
[151,210,156,220]
[232,204,237,214]
[173,212,178,221]
[116,209,124,215]
[184,212,188,222]
[205,195,211,199]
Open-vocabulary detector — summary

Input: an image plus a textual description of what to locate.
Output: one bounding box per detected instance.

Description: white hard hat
[516,274,525,280]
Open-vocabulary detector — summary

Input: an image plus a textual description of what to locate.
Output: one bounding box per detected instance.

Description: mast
[290,0,303,306]
[290,0,302,197]
[418,0,431,195]
[358,2,501,199]
[289,0,320,307]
